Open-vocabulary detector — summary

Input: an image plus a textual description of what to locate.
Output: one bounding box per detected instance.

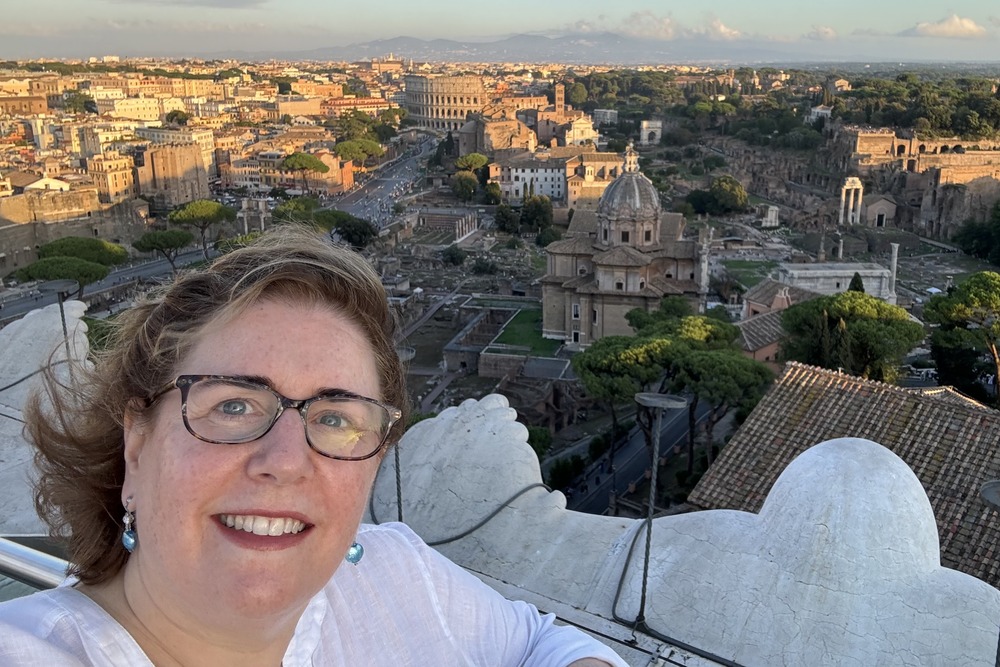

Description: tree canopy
[165,109,191,126]
[952,202,1000,266]
[280,152,329,193]
[520,195,553,231]
[574,301,771,480]
[168,199,236,259]
[314,210,377,248]
[495,204,520,233]
[15,257,108,297]
[781,291,924,382]
[450,171,478,202]
[62,91,94,114]
[333,139,384,165]
[133,229,195,273]
[38,237,128,267]
[455,153,488,171]
[925,271,1000,407]
[441,245,466,266]
[273,196,320,223]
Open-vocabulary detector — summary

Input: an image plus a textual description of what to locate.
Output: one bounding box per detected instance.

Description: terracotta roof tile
[689,362,1000,588]
[743,278,821,308]
[736,310,785,351]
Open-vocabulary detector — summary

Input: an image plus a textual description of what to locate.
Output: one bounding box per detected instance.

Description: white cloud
[568,20,598,34]
[694,18,741,41]
[621,11,678,40]
[901,14,988,38]
[806,25,837,41]
[565,12,745,42]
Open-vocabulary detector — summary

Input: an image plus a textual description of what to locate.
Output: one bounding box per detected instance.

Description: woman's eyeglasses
[146,375,401,461]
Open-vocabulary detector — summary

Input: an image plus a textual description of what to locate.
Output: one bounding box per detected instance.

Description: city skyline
[0,1,998,63]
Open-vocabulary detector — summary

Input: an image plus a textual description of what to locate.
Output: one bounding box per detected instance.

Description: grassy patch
[493,310,561,356]
[721,259,777,288]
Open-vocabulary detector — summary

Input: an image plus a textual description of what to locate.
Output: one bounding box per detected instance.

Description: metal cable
[394,445,403,523]
[368,453,549,546]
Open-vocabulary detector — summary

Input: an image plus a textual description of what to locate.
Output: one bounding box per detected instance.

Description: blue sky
[1,0,999,61]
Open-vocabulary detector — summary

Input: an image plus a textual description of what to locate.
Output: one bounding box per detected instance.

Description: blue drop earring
[121,496,137,553]
[345,542,363,565]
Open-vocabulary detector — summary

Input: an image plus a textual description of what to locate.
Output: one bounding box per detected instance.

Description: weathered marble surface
[370,395,1000,666]
[0,301,87,535]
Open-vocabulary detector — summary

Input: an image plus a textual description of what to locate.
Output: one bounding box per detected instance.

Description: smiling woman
[0,226,625,667]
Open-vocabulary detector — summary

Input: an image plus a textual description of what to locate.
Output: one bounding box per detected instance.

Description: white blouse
[0,522,627,666]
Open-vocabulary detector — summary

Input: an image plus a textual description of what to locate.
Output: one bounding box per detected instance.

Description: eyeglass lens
[184,378,390,459]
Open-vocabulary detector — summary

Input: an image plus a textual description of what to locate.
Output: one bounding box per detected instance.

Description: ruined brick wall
[478,352,525,379]
[0,200,149,276]
[0,189,102,224]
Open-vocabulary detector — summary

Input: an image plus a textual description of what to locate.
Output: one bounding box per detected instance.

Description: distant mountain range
[214,32,838,66]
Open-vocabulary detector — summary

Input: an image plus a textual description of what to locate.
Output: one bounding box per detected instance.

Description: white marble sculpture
[370,394,1000,666]
[0,301,87,534]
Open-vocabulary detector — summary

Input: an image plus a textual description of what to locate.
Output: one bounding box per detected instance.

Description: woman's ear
[123,401,148,472]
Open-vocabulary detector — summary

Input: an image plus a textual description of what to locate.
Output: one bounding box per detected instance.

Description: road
[0,249,209,321]
[330,138,435,228]
[568,401,710,515]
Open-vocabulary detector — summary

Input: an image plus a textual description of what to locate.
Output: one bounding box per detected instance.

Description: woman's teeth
[219,514,306,536]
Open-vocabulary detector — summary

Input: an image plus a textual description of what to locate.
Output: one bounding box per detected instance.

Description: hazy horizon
[0,0,999,64]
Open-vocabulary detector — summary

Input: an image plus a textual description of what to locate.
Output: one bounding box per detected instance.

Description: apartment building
[85,151,136,204]
[0,96,47,116]
[95,97,162,122]
[135,126,217,179]
[491,146,623,207]
[321,97,392,118]
[133,142,209,209]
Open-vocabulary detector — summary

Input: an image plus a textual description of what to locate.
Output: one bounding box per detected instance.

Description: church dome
[597,143,661,222]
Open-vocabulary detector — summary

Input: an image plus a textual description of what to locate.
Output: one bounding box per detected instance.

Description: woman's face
[121,298,384,633]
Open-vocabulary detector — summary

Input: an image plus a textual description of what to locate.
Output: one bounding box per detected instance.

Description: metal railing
[0,537,68,590]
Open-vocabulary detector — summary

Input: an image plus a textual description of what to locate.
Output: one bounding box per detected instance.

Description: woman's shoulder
[0,587,151,666]
[356,521,423,549]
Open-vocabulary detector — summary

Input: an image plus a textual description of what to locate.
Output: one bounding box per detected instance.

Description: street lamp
[632,392,686,628]
[39,279,79,366]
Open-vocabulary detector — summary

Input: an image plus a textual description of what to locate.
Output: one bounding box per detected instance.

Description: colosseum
[403,75,486,132]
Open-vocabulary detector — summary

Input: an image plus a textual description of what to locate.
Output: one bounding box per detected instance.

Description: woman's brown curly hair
[26,226,409,584]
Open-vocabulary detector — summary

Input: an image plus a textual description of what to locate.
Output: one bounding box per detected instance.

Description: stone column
[838,238,844,260]
[854,183,864,224]
[838,186,847,226]
[888,242,899,305]
[847,188,857,225]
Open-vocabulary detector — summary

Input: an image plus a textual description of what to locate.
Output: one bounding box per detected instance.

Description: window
[615,281,624,291]
[578,267,587,276]
[644,229,652,242]
[572,331,580,343]
[602,228,608,242]
[621,231,630,243]
[572,303,580,319]
[836,282,841,289]
[592,309,598,324]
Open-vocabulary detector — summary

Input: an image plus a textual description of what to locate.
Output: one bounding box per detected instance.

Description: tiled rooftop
[735,309,785,352]
[690,361,1000,589]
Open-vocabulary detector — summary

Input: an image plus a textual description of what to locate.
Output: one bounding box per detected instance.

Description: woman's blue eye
[316,413,346,428]
[221,400,249,415]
